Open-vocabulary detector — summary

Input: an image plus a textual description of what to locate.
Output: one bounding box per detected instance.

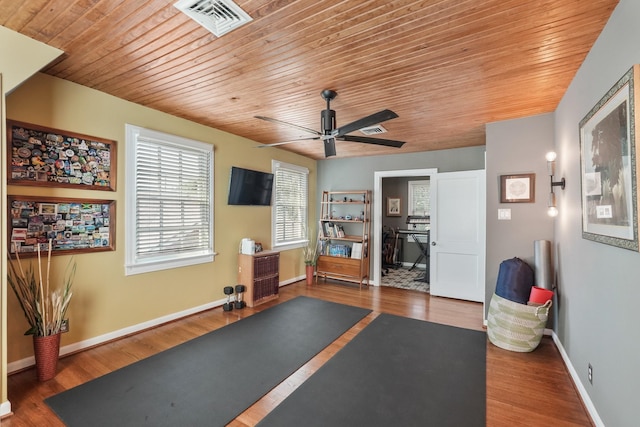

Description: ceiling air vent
[174,0,253,37]
[359,124,388,135]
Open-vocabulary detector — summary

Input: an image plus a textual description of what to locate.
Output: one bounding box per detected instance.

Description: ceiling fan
[255,89,406,157]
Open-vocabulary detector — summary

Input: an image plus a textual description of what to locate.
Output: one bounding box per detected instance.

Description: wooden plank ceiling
[1,0,619,160]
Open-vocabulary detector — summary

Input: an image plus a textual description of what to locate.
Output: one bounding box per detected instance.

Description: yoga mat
[534,239,553,290]
[258,313,487,427]
[46,296,371,427]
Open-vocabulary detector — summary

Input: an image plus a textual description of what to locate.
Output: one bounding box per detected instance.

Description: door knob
[431,241,436,246]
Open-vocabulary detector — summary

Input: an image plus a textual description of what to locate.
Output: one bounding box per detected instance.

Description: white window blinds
[125,124,214,275]
[407,180,430,237]
[272,160,309,248]
[408,180,431,216]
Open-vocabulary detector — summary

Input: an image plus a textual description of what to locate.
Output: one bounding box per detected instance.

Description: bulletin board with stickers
[6,120,116,191]
[8,196,115,257]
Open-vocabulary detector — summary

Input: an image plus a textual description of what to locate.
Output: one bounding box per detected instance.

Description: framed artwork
[8,196,116,257]
[7,120,116,191]
[579,65,639,251]
[500,173,535,203]
[387,197,401,216]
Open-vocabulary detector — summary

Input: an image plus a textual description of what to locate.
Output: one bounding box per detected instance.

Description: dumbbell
[223,286,234,311]
[234,285,246,309]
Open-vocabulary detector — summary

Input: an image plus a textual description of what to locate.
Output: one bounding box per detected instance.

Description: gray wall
[317,4,640,423]
[486,2,640,424]
[485,113,556,316]
[317,146,486,276]
[552,1,640,425]
[317,146,486,191]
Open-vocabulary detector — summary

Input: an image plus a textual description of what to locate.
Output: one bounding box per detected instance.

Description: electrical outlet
[60,319,69,333]
[588,363,593,384]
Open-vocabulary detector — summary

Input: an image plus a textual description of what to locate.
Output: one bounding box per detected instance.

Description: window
[272,160,309,249]
[125,124,214,275]
[408,179,430,232]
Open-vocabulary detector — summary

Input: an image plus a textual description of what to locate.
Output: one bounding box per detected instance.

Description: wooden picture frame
[8,196,116,257]
[387,197,401,216]
[500,173,535,203]
[7,120,116,191]
[579,65,639,251]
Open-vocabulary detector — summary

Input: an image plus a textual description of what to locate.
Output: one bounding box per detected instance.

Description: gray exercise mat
[258,313,487,427]
[46,296,371,426]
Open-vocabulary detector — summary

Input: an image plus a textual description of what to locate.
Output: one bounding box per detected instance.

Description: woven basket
[33,333,61,381]
[487,293,551,353]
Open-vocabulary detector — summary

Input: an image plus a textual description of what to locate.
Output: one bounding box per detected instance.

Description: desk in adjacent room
[397,229,430,282]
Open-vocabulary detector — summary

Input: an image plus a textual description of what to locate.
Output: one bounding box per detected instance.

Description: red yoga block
[529,286,554,304]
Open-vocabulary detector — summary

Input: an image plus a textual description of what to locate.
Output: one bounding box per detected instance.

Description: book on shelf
[325,222,335,237]
[326,244,351,257]
[351,242,362,259]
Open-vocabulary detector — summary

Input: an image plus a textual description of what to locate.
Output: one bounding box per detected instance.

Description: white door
[429,170,486,302]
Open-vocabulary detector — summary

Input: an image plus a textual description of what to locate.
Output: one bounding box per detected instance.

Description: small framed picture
[387,197,401,216]
[500,173,535,203]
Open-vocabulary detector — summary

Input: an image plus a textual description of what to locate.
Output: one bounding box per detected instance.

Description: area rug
[258,313,486,427]
[381,266,430,293]
[45,296,371,427]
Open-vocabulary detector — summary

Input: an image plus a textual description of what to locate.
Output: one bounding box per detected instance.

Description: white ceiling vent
[174,0,253,37]
[359,124,388,135]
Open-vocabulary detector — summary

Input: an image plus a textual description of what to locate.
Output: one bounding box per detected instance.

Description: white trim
[552,331,604,427]
[271,160,309,249]
[280,275,304,286]
[481,326,601,426]
[124,123,215,276]
[0,401,12,418]
[7,277,297,375]
[8,298,223,374]
[373,168,438,286]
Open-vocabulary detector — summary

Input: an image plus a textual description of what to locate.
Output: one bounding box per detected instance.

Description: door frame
[373,168,438,286]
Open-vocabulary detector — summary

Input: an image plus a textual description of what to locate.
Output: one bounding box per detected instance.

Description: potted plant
[7,240,75,381]
[303,229,319,286]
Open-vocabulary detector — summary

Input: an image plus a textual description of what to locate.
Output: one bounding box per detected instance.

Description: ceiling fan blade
[339,134,405,148]
[257,137,321,148]
[335,109,399,137]
[254,115,321,136]
[324,138,337,157]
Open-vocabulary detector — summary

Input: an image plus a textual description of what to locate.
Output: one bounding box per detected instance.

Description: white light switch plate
[498,209,511,220]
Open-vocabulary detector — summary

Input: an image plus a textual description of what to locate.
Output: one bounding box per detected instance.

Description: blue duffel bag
[495,257,534,304]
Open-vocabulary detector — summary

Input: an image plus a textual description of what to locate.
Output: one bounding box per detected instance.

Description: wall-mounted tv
[227,166,274,206]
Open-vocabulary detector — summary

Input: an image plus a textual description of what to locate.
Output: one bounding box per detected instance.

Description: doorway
[373,169,486,304]
[373,169,437,289]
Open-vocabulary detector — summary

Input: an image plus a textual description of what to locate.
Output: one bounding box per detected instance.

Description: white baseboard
[7,278,301,375]
[0,400,12,418]
[8,297,227,374]
[280,275,304,286]
[482,326,602,425]
[551,332,604,427]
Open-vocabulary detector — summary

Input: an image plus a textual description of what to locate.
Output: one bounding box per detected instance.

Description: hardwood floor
[4,280,592,426]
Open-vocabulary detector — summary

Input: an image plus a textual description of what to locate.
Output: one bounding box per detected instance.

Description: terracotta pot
[305,265,315,286]
[33,333,61,381]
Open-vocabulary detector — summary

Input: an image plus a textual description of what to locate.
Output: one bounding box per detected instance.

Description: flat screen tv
[227,166,274,206]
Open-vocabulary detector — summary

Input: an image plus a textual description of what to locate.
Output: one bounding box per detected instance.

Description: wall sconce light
[546,151,566,217]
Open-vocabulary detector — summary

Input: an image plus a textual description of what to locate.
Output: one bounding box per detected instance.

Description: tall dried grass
[303,227,320,266]
[7,240,75,336]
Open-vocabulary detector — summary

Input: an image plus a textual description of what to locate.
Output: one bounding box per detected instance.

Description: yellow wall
[1,26,64,413]
[5,73,317,363]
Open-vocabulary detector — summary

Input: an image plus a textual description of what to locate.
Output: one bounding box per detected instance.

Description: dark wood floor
[4,280,593,426]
